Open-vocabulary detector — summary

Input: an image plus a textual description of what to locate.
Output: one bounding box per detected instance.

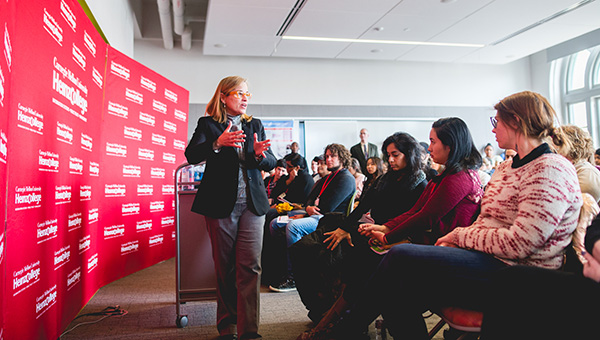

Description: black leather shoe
[240,332,262,339]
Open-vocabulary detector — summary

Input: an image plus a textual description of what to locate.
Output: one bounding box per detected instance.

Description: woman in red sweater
[360,117,484,246]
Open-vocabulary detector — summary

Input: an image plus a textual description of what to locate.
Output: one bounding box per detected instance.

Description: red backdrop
[0,0,13,338]
[1,1,188,339]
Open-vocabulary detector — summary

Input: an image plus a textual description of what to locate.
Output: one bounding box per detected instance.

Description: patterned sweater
[451,145,582,269]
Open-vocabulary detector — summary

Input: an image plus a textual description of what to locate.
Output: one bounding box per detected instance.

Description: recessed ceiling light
[214,43,227,48]
[403,28,411,32]
[371,49,383,53]
[373,27,384,32]
[441,0,457,3]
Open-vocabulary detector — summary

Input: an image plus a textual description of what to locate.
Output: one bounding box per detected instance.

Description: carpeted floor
[59,258,446,340]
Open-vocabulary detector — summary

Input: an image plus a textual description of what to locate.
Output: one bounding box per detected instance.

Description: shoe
[218,335,237,340]
[240,332,262,339]
[269,277,296,292]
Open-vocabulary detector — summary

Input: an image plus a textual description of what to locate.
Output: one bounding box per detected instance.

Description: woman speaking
[185,76,276,340]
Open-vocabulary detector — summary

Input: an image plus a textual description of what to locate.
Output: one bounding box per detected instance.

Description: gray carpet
[60,258,446,339]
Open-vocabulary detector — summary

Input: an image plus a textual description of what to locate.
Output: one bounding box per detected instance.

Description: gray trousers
[204,202,265,337]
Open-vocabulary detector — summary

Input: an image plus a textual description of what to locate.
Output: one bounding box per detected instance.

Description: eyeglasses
[226,90,252,99]
[490,116,498,129]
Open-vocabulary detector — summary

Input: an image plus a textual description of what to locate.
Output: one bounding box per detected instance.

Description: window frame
[555,46,600,147]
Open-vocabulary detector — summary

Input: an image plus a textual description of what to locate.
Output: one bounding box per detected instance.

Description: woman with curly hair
[551,124,600,202]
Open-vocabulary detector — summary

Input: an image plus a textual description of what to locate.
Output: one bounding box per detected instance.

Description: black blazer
[185,116,276,218]
[350,142,379,175]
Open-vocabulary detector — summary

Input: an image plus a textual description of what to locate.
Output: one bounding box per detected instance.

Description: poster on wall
[4,0,105,338]
[99,46,188,286]
[0,0,14,337]
[263,120,293,159]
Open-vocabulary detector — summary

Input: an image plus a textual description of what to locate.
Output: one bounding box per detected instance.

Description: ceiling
[132,0,600,64]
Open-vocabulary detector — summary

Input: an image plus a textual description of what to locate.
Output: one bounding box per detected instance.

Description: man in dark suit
[350,128,379,175]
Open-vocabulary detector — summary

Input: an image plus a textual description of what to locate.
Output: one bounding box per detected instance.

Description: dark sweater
[306,168,356,214]
[341,170,427,232]
[271,169,315,205]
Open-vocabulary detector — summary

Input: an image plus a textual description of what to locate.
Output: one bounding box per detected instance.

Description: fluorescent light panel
[282,35,485,48]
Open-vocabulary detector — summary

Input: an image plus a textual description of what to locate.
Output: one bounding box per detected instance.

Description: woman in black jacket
[185,76,276,340]
[293,132,427,337]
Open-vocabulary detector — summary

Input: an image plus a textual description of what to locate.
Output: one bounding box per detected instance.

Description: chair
[378,194,600,340]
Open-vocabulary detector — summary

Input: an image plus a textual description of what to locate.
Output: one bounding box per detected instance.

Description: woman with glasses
[333,92,582,340]
[185,76,276,340]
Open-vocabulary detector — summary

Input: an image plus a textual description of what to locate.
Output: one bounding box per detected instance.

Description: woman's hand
[305,205,321,216]
[253,132,271,158]
[583,240,600,282]
[369,230,387,246]
[358,223,390,237]
[323,228,353,250]
[435,232,458,248]
[216,121,246,149]
[583,251,600,282]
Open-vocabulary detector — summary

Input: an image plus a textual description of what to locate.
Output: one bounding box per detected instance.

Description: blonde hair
[551,125,595,163]
[494,91,558,141]
[205,76,252,124]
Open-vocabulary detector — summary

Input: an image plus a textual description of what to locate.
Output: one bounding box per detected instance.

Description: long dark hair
[431,117,482,175]
[365,156,384,187]
[382,132,423,183]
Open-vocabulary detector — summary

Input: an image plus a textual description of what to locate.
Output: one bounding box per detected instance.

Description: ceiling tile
[336,42,415,60]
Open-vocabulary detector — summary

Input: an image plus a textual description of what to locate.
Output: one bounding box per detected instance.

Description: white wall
[85,0,135,57]
[133,40,532,108]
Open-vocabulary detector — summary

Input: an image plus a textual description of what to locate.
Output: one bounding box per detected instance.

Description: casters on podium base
[176,315,188,328]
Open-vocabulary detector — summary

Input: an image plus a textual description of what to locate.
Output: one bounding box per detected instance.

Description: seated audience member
[482,143,503,173]
[363,156,385,191]
[360,117,484,246]
[480,212,600,340]
[595,148,600,167]
[314,155,329,184]
[478,164,491,188]
[264,159,287,204]
[334,91,582,340]
[293,132,428,336]
[551,124,600,202]
[348,158,366,200]
[310,156,321,181]
[272,153,315,207]
[353,156,385,209]
[419,142,438,181]
[503,148,517,161]
[284,141,308,170]
[269,144,355,292]
[262,154,315,287]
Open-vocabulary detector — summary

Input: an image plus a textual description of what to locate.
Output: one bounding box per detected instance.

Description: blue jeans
[341,243,508,339]
[270,214,323,247]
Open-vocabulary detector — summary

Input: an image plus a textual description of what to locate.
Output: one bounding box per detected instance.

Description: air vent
[491,0,596,46]
[276,0,307,36]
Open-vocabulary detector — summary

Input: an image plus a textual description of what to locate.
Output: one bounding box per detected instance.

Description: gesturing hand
[216,121,246,149]
[254,133,271,158]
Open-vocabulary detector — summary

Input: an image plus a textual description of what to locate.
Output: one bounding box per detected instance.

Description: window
[594,56,600,86]
[567,49,591,92]
[568,101,587,129]
[555,46,600,146]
